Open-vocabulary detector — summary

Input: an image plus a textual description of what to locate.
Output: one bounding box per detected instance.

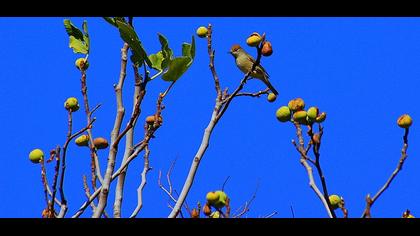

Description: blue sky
[0,17,419,218]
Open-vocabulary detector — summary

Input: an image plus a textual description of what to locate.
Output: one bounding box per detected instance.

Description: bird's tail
[262,76,278,95]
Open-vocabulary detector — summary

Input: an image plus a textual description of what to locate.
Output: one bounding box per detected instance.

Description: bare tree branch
[113,65,144,218]
[362,128,410,218]
[94,42,129,218]
[130,145,152,218]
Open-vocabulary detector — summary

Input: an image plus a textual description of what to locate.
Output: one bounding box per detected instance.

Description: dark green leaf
[63,19,84,41]
[103,17,117,27]
[82,21,90,50]
[162,57,192,82]
[190,36,195,59]
[115,20,152,67]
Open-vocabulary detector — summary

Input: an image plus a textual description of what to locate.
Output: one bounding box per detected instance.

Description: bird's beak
[228,51,232,54]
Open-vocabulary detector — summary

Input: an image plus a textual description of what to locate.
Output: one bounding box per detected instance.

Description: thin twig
[235,88,270,98]
[233,183,259,218]
[264,211,278,218]
[362,128,410,218]
[130,145,152,218]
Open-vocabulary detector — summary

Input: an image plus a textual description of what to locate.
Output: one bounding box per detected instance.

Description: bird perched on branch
[229,44,278,95]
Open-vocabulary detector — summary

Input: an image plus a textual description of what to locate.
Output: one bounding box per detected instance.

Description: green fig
[246,32,262,47]
[206,191,220,205]
[397,114,412,128]
[267,93,277,103]
[288,98,305,111]
[307,107,319,120]
[293,110,308,124]
[214,190,227,209]
[196,26,208,38]
[276,106,291,122]
[75,134,89,146]
[64,97,79,112]
[75,58,89,71]
[29,149,44,164]
[93,137,109,149]
[329,194,342,210]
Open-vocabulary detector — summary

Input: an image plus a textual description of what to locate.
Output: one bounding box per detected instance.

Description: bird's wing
[247,56,269,78]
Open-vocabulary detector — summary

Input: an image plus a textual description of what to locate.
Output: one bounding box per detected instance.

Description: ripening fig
[246,32,262,47]
[191,209,199,218]
[293,110,308,124]
[93,137,109,149]
[315,112,327,123]
[29,149,44,164]
[64,97,80,112]
[75,134,89,146]
[312,133,320,144]
[210,211,220,218]
[276,106,291,122]
[75,58,89,71]
[397,114,412,128]
[267,93,277,103]
[261,41,273,56]
[329,194,342,210]
[288,98,305,111]
[214,190,228,209]
[196,26,208,38]
[203,204,212,216]
[206,191,220,205]
[145,115,163,125]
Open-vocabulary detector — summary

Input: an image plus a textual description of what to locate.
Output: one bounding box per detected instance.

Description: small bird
[229,44,278,95]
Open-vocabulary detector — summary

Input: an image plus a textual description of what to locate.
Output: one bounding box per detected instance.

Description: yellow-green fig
[210,211,220,218]
[196,26,208,38]
[267,93,277,103]
[75,58,89,71]
[293,110,308,124]
[276,106,291,122]
[307,107,319,120]
[29,149,44,164]
[315,112,327,123]
[397,114,412,128]
[261,41,273,56]
[206,191,220,205]
[75,134,89,146]
[246,32,262,47]
[288,98,305,111]
[93,137,109,149]
[329,194,342,210]
[214,190,228,209]
[64,97,79,112]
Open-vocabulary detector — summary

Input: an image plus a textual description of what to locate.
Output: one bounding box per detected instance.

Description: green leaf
[103,17,117,27]
[162,57,192,82]
[148,51,164,71]
[182,36,195,60]
[64,19,89,54]
[63,19,84,40]
[69,36,88,54]
[82,21,90,50]
[158,33,173,60]
[115,20,151,67]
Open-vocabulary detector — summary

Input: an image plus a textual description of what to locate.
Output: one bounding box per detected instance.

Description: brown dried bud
[145,115,163,125]
[203,204,212,216]
[93,137,109,149]
[312,133,320,144]
[191,209,199,218]
[261,41,273,56]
